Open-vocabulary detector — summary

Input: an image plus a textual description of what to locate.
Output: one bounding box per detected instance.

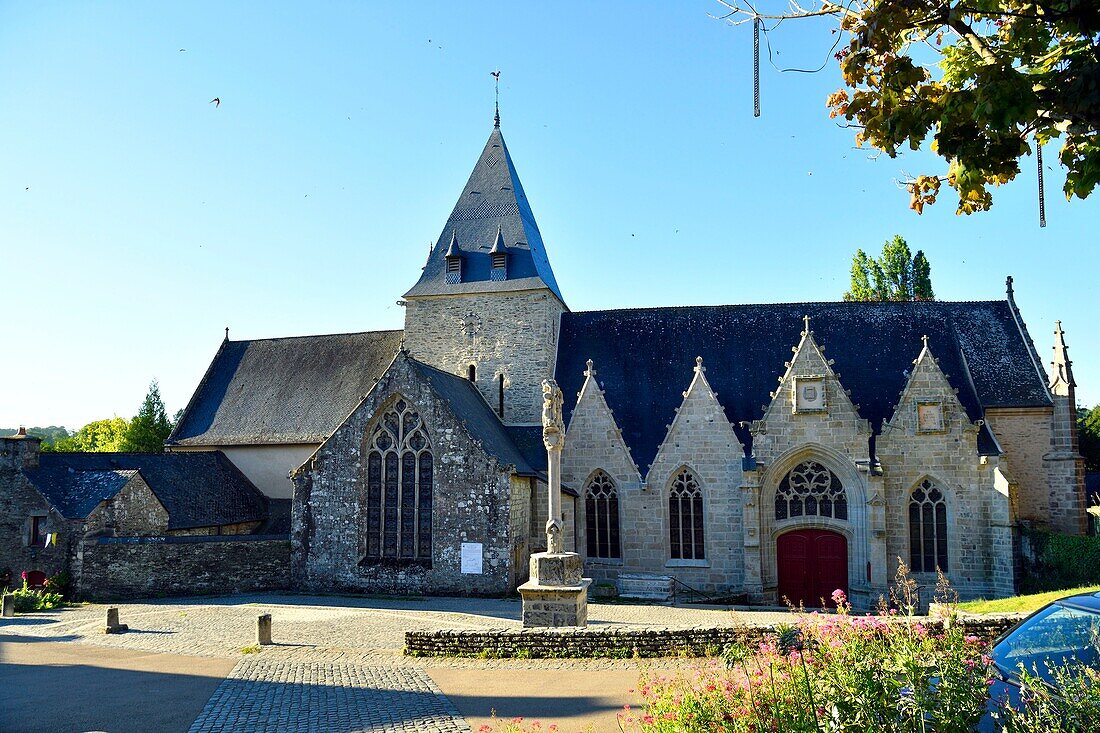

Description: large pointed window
[909,479,948,572]
[669,467,705,560]
[585,471,621,560]
[775,461,847,521]
[364,399,433,563]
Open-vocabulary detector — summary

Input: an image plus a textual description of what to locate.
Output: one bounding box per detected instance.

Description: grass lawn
[957,585,1100,614]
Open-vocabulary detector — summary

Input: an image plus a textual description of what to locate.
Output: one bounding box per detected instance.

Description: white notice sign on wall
[460,542,483,574]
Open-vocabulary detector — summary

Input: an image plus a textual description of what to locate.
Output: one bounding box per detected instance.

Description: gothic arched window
[364,399,433,562]
[669,467,704,560]
[909,479,948,572]
[585,471,621,560]
[775,460,847,521]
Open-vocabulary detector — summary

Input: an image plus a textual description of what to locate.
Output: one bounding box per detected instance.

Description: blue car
[980,590,1100,731]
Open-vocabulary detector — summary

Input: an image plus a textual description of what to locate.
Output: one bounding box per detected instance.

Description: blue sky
[1,2,1096,429]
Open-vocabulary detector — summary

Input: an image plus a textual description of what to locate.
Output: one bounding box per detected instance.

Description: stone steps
[617,573,674,603]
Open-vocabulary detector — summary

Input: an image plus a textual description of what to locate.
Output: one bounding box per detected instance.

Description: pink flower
[662,712,677,721]
[642,715,655,724]
[511,717,524,724]
[478,726,491,733]
[831,589,847,605]
[965,634,980,644]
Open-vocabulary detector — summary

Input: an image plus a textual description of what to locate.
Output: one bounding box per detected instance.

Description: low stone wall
[405,614,1023,659]
[78,535,290,601]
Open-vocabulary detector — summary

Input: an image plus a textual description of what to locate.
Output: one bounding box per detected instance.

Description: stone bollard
[257,613,273,645]
[2,594,14,618]
[104,606,128,634]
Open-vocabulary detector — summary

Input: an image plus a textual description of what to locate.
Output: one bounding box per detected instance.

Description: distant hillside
[0,426,71,444]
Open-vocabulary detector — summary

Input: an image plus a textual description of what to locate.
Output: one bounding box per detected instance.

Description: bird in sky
[490,70,501,81]
[179,48,186,52]
[210,97,220,108]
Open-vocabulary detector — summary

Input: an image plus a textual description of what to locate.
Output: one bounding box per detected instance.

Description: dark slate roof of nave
[25,452,267,530]
[555,300,1051,473]
[169,330,403,446]
[403,127,564,302]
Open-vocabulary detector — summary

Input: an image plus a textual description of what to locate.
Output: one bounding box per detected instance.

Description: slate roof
[408,358,539,477]
[555,300,1051,473]
[170,330,403,446]
[24,466,139,520]
[403,126,564,303]
[26,452,268,530]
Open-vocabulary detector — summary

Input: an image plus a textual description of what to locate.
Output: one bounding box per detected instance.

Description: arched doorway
[777,529,848,608]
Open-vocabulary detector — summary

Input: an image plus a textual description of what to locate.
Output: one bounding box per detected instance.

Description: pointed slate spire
[1051,320,1076,397]
[404,123,564,302]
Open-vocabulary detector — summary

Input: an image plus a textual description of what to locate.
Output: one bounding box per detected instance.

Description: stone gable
[291,353,520,595]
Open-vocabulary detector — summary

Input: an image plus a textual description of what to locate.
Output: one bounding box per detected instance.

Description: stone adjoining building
[0,430,270,591]
[162,114,1087,608]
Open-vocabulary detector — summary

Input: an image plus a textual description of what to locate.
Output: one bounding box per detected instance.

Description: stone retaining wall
[78,535,290,600]
[405,614,1022,659]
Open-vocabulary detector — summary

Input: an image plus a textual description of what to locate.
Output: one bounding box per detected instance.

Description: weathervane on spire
[491,70,501,128]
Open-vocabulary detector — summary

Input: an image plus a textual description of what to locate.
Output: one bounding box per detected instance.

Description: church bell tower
[401,111,566,426]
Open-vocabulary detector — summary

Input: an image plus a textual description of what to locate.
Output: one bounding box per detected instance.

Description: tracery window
[364,399,433,562]
[775,461,847,521]
[585,471,621,560]
[669,467,705,560]
[909,479,948,572]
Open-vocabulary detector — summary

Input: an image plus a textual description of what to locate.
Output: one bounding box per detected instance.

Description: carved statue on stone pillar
[542,379,566,554]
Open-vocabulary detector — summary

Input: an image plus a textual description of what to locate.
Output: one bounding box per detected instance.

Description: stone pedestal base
[518,551,591,628]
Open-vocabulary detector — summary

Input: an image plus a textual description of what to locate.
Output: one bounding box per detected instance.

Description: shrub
[1021,528,1100,593]
[6,577,66,613]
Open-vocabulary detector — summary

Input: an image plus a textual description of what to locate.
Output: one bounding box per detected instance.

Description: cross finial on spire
[922,334,930,350]
[802,315,811,334]
[491,70,501,128]
[1006,275,1014,299]
[224,326,229,342]
[584,359,595,378]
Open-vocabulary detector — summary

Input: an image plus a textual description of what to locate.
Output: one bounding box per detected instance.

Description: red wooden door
[777,529,848,608]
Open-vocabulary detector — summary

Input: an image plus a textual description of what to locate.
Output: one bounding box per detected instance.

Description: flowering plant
[624,566,991,732]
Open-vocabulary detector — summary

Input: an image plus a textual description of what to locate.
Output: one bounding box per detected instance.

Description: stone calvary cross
[517,379,591,627]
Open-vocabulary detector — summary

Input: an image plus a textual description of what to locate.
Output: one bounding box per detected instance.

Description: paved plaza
[1,594,792,732]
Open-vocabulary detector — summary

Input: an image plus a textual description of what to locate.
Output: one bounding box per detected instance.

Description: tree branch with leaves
[714,0,1100,215]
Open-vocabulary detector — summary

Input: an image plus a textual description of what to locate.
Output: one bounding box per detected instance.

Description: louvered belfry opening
[363,399,433,563]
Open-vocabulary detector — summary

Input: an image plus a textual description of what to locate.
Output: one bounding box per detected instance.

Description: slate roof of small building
[169,330,403,446]
[556,300,1051,473]
[24,466,139,520]
[403,126,564,303]
[408,358,539,477]
[26,452,268,530]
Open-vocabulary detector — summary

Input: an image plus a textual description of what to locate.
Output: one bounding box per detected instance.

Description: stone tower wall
[984,407,1053,522]
[403,290,565,425]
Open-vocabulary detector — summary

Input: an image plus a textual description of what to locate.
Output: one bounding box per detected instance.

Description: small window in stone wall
[585,471,621,560]
[363,399,433,564]
[909,479,948,572]
[669,468,705,560]
[775,461,847,521]
[29,515,46,547]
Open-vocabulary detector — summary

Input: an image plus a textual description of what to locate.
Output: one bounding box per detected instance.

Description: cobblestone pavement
[188,658,470,733]
[6,594,793,665]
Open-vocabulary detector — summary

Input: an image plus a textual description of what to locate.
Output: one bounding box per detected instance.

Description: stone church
[166,113,1088,608]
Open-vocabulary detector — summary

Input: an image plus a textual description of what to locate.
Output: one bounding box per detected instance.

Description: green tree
[845,236,936,301]
[122,380,173,453]
[1077,405,1100,473]
[714,0,1100,214]
[52,418,129,452]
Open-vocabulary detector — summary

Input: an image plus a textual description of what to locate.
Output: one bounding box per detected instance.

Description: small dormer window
[444,229,462,284]
[489,225,507,282]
